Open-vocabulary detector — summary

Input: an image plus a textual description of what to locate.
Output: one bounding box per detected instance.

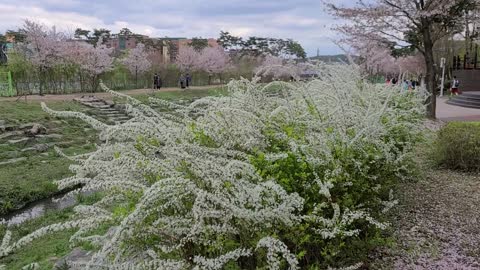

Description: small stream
[0,190,87,226]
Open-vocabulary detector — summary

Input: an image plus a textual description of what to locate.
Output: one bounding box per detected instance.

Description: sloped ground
[371,119,480,269]
[0,85,222,102]
[373,169,480,269]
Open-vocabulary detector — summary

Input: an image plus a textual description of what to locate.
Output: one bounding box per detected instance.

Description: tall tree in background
[189,37,209,51]
[355,39,426,76]
[327,0,479,118]
[119,28,133,37]
[197,47,231,84]
[73,37,114,91]
[121,43,151,88]
[91,28,111,45]
[23,20,69,95]
[217,31,306,59]
[175,46,200,72]
[74,28,90,39]
[217,31,243,50]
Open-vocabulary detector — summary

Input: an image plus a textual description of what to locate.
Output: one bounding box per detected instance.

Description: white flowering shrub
[0,64,425,269]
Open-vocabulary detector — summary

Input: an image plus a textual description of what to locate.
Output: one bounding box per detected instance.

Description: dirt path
[0,86,221,102]
[373,169,480,269]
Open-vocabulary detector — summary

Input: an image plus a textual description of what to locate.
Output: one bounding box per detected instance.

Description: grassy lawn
[0,101,98,215]
[0,193,103,269]
[0,88,224,268]
[132,86,227,103]
[0,88,224,215]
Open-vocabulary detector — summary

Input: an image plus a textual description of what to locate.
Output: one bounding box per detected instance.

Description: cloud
[0,1,344,56]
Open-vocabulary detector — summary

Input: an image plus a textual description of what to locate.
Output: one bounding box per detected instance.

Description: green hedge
[435,122,480,171]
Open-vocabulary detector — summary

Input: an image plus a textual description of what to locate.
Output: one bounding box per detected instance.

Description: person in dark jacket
[186,73,192,88]
[179,74,186,89]
[153,73,159,89]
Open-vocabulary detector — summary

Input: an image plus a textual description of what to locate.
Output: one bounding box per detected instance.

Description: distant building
[105,36,221,65]
[105,34,149,52]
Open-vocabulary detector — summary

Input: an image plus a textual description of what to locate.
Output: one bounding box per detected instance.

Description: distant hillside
[309,54,359,63]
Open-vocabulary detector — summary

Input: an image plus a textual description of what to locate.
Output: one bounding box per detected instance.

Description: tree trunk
[39,67,44,96]
[135,68,138,89]
[422,20,437,119]
[91,75,97,93]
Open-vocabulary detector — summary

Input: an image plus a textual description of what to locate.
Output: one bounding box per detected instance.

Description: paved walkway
[0,86,220,102]
[437,96,480,122]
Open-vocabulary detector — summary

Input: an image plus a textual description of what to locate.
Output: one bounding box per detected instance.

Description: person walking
[186,73,192,89]
[451,76,460,95]
[179,74,186,90]
[153,73,159,89]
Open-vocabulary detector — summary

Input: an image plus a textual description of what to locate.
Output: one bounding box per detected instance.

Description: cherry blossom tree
[255,55,309,80]
[327,0,479,118]
[23,20,69,95]
[255,55,296,79]
[354,40,426,77]
[175,46,200,72]
[197,47,231,84]
[121,43,152,88]
[70,37,114,92]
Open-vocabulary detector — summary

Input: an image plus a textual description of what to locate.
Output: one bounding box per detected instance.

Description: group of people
[386,76,462,95]
[179,73,192,89]
[386,77,419,91]
[152,73,193,90]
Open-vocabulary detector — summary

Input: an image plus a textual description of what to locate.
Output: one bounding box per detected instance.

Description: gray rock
[0,157,27,166]
[24,124,47,136]
[0,130,23,140]
[0,120,5,126]
[8,137,29,144]
[21,143,51,153]
[36,134,63,139]
[3,124,17,132]
[19,123,36,129]
[55,248,93,270]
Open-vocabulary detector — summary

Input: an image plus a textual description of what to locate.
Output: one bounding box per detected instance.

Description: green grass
[132,86,227,103]
[0,193,103,269]
[0,88,225,215]
[0,88,224,268]
[0,101,98,215]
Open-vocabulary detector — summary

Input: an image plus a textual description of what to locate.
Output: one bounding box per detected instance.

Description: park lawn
[0,101,98,215]
[0,193,103,269]
[0,88,225,215]
[0,88,226,268]
[132,86,227,103]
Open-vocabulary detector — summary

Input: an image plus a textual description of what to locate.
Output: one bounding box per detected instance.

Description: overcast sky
[0,0,347,56]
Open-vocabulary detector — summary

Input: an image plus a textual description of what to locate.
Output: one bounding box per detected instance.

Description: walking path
[0,86,220,102]
[437,96,480,122]
[373,169,480,269]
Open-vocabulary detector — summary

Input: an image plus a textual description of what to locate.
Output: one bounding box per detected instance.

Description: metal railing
[453,45,480,70]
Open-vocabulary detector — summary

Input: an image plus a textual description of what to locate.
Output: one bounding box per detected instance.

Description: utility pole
[440,57,446,97]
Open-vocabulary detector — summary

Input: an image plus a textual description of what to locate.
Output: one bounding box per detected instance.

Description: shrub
[435,122,480,171]
[0,64,426,269]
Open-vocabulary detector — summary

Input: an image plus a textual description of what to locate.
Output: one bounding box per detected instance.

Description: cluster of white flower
[0,63,426,269]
